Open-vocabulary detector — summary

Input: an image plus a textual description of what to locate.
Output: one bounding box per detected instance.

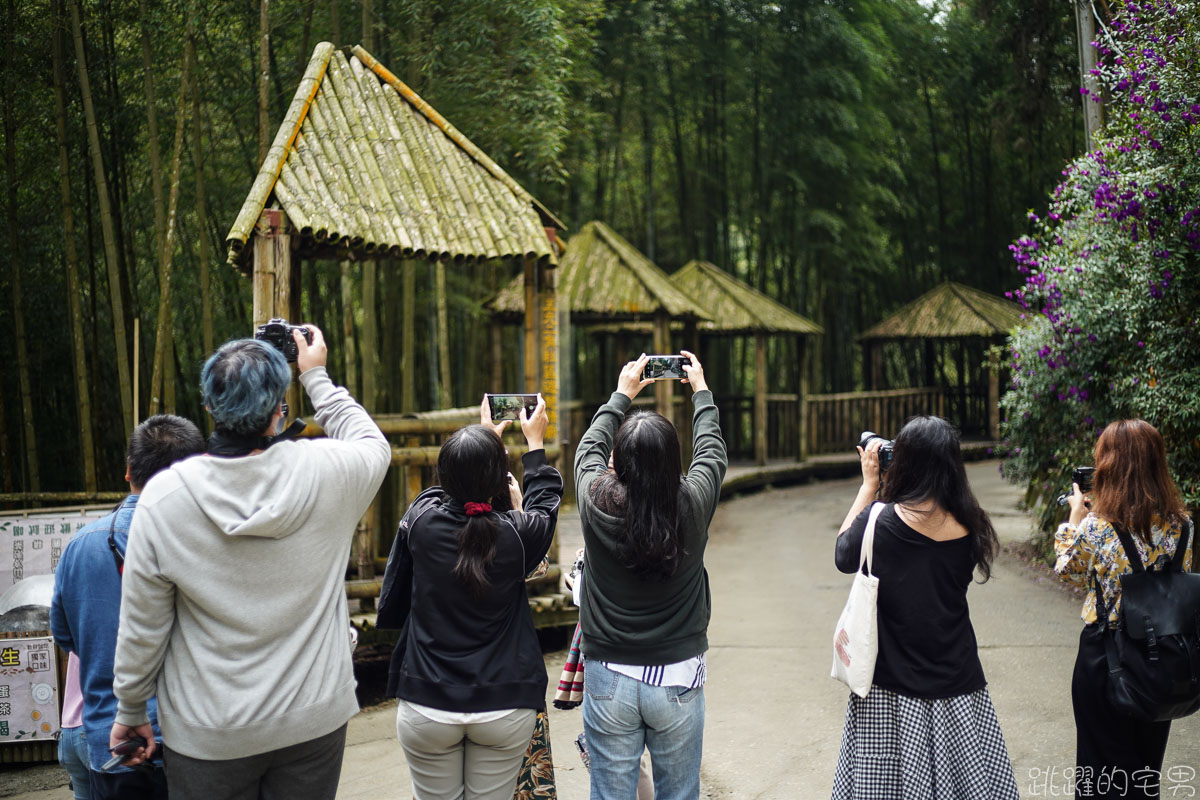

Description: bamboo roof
[858,281,1024,342]
[672,260,823,336]
[487,221,710,322]
[225,43,561,266]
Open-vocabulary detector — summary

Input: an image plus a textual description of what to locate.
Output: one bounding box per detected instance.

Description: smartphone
[642,355,692,380]
[102,735,147,771]
[485,393,539,422]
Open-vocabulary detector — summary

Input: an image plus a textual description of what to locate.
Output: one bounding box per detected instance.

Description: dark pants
[1072,624,1172,798]
[88,765,169,800]
[162,724,347,800]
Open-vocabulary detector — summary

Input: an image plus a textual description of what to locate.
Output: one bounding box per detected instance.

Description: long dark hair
[1092,419,1187,544]
[879,416,999,582]
[590,411,685,580]
[437,425,509,599]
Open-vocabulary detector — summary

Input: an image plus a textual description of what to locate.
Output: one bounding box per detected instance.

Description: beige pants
[396,703,537,800]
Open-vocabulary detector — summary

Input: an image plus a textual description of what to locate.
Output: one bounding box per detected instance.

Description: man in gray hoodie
[109,325,390,800]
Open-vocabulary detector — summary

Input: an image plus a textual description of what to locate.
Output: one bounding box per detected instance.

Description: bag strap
[1170,518,1193,572]
[1112,524,1146,574]
[1093,573,1110,632]
[859,502,886,577]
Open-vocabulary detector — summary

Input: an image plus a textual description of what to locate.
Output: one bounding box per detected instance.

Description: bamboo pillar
[754,332,767,466]
[489,318,504,394]
[987,343,1001,440]
[400,259,416,412]
[653,311,672,420]
[523,258,539,393]
[867,342,882,390]
[539,262,559,445]
[798,335,810,462]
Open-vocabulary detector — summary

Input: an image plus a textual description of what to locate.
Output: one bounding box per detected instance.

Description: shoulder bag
[1096,519,1200,722]
[831,502,884,698]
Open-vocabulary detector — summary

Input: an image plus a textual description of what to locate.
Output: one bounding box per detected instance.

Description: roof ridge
[226,42,334,257]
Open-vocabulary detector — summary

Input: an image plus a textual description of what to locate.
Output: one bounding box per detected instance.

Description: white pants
[396,702,537,800]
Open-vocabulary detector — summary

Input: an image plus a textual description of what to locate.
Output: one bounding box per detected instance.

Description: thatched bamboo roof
[487,221,710,322]
[672,260,823,336]
[225,43,561,266]
[858,281,1024,342]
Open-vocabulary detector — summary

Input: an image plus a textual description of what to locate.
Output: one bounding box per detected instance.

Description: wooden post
[987,344,1001,440]
[754,332,767,466]
[489,317,504,395]
[539,262,559,445]
[653,311,672,421]
[523,258,539,393]
[867,342,883,390]
[797,335,810,462]
[251,209,287,327]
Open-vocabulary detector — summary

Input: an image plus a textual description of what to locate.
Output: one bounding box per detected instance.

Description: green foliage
[1001,0,1200,533]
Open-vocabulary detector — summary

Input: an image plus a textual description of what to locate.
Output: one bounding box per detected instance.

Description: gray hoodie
[112,366,390,760]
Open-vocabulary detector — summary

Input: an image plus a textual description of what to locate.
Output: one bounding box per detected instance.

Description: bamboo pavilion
[857,281,1024,438]
[224,42,566,576]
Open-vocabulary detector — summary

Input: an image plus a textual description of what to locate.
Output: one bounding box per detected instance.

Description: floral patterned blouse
[1054,512,1193,625]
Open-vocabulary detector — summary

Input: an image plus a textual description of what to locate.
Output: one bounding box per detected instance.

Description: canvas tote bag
[831,502,884,698]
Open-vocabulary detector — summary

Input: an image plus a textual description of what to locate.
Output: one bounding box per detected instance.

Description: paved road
[6,461,1198,798]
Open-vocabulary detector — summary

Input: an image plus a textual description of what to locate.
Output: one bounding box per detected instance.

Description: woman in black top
[377,396,562,800]
[831,416,1018,800]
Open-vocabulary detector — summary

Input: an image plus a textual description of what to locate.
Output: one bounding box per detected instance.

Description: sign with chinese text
[0,509,110,596]
[0,637,60,743]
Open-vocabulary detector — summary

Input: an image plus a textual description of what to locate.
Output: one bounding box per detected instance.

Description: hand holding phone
[102,735,148,771]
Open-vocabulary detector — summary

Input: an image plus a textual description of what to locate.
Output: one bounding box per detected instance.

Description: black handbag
[1095,520,1200,722]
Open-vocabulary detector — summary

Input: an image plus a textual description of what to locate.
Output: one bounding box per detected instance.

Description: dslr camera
[858,431,894,474]
[254,318,312,363]
[1056,466,1095,506]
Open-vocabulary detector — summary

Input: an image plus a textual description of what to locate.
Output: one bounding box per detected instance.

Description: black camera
[858,431,894,473]
[1056,466,1095,506]
[254,318,312,363]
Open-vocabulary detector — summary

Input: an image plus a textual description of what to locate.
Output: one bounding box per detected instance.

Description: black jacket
[377,449,562,712]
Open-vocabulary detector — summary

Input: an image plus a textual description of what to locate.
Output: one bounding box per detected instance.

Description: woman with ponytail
[377,395,561,800]
[575,352,727,800]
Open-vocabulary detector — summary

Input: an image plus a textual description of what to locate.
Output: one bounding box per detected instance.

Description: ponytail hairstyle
[879,416,1000,582]
[591,410,686,581]
[437,425,510,600]
[1091,419,1187,545]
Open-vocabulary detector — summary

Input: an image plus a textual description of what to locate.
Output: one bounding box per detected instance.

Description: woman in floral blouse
[1055,419,1192,798]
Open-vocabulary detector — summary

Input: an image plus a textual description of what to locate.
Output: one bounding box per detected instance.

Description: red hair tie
[464,502,493,517]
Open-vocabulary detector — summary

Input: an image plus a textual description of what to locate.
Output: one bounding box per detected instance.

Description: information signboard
[0,637,59,743]
[0,509,110,596]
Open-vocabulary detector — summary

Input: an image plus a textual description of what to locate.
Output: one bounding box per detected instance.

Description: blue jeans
[582,660,704,800]
[58,726,91,800]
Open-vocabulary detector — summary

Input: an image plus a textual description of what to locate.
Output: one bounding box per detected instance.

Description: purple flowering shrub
[1001,0,1200,533]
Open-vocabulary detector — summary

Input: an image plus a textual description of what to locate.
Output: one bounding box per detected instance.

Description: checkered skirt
[832,686,1020,800]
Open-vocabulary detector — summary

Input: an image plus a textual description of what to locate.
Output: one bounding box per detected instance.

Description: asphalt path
[6,461,1198,799]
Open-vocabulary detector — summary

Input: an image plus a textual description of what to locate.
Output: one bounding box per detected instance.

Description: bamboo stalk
[258,0,270,166]
[191,27,213,362]
[401,259,416,412]
[226,42,332,257]
[362,258,377,413]
[70,0,133,442]
[435,261,451,408]
[5,9,39,492]
[341,260,358,398]
[138,0,166,270]
[148,32,192,417]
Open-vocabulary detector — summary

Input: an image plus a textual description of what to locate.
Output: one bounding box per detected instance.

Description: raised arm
[575,355,652,499]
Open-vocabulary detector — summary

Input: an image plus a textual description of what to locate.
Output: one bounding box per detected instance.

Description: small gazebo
[487,221,710,423]
[858,281,1023,438]
[671,260,823,464]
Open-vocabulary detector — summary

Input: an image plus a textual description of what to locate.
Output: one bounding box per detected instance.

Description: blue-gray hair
[201,339,290,436]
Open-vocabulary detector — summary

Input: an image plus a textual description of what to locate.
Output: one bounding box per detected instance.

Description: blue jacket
[50,497,162,773]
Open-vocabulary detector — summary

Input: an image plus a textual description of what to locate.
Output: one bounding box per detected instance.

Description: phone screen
[642,355,691,380]
[486,394,539,421]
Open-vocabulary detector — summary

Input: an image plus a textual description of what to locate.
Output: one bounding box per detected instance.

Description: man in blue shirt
[51,415,205,800]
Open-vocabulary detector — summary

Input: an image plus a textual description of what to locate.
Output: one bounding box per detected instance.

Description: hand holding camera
[1058,466,1095,526]
[294,323,327,374]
